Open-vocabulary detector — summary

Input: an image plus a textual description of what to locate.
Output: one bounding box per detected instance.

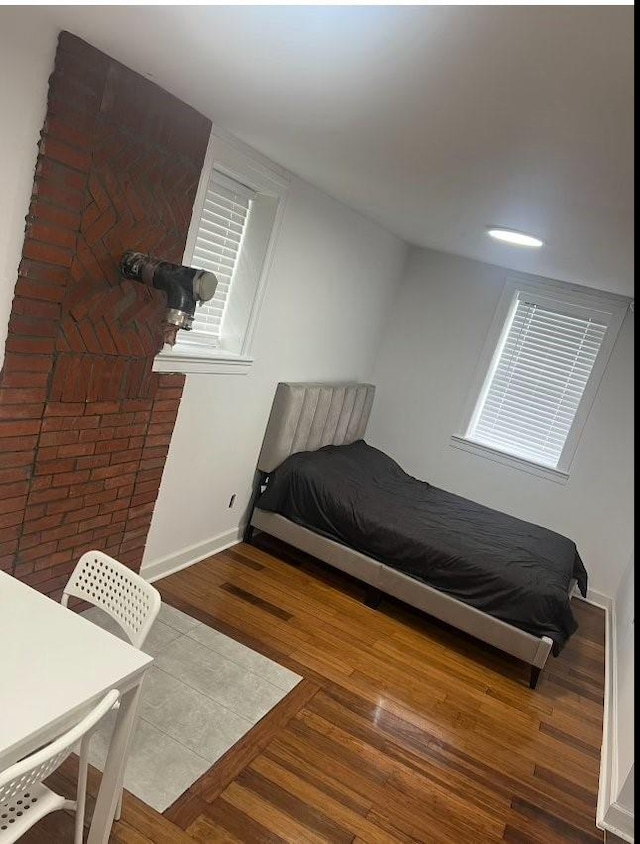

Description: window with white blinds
[466,293,608,469]
[188,169,255,345]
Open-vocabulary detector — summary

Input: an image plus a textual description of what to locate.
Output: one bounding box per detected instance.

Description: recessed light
[487,227,544,248]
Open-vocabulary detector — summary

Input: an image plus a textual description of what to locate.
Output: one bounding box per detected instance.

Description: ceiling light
[487,227,544,248]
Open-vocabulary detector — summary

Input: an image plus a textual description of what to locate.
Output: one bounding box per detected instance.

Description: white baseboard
[141,528,242,584]
[572,587,614,613]
[597,598,634,843]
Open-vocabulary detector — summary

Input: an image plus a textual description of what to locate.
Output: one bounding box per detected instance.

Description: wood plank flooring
[24,535,606,842]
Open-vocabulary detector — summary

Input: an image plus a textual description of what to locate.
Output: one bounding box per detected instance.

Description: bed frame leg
[364,586,383,610]
[529,666,542,689]
[243,523,255,544]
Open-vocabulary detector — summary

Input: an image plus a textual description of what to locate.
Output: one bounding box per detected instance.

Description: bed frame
[245,381,562,689]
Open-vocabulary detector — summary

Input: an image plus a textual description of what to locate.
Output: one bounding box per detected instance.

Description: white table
[0,571,152,843]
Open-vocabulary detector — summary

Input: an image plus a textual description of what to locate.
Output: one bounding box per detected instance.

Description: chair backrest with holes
[61,551,161,649]
[0,689,119,814]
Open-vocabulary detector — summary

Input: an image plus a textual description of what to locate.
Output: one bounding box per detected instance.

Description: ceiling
[41,6,634,296]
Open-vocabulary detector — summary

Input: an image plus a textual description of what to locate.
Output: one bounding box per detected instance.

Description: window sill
[153,347,254,375]
[449,435,569,485]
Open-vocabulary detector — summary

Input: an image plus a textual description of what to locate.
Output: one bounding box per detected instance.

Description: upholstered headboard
[256,382,376,473]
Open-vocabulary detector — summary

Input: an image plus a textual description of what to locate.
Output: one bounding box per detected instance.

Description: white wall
[142,177,407,573]
[0,9,58,371]
[367,247,634,599]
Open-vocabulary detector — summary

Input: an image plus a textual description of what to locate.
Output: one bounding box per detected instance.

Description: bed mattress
[256,440,588,654]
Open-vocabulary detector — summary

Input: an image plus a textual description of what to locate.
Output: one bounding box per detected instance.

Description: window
[452,278,629,481]
[188,170,255,346]
[154,130,289,374]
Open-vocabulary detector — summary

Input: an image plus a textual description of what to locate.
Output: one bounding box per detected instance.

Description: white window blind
[189,170,255,344]
[467,294,608,468]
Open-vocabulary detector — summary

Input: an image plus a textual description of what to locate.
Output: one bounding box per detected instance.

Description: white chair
[61,551,161,821]
[61,550,162,649]
[0,689,119,844]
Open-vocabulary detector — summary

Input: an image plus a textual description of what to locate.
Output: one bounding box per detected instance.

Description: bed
[245,381,588,688]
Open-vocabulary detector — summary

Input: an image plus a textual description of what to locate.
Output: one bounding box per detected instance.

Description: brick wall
[0,32,211,597]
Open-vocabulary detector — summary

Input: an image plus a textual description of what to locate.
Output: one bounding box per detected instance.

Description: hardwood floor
[25,535,606,842]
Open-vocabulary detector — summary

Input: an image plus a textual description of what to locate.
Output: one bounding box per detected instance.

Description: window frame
[451,275,630,483]
[154,127,290,375]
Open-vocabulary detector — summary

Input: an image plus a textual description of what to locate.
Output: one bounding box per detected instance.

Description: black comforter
[257,440,588,654]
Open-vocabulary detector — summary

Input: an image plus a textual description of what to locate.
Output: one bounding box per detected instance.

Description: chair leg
[75,734,91,844]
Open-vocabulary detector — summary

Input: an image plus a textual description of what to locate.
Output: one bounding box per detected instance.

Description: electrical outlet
[228,494,236,509]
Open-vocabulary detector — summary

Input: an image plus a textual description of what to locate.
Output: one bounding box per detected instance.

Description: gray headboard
[256,382,376,473]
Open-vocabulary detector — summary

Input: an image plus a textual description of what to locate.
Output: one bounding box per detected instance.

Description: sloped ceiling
[38,6,634,295]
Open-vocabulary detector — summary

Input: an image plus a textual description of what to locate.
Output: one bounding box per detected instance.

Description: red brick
[19,540,59,563]
[78,513,112,533]
[68,481,104,498]
[0,481,29,498]
[94,437,130,455]
[0,388,47,404]
[148,411,178,425]
[31,475,53,491]
[90,461,138,481]
[9,314,58,338]
[0,511,24,530]
[22,238,73,268]
[47,498,83,515]
[123,515,152,534]
[4,337,56,355]
[158,373,185,388]
[27,220,77,250]
[2,353,52,373]
[122,399,153,412]
[11,298,61,321]
[44,402,86,417]
[144,434,171,448]
[0,403,44,420]
[0,467,30,485]
[13,562,35,578]
[79,427,116,443]
[42,415,99,431]
[0,525,20,543]
[56,442,96,458]
[75,454,110,470]
[51,469,91,487]
[58,529,94,551]
[134,467,163,484]
[110,448,143,466]
[34,457,76,476]
[114,424,147,438]
[116,483,135,500]
[39,430,80,447]
[14,278,66,304]
[23,504,47,521]
[137,457,164,472]
[98,497,130,515]
[29,199,82,232]
[18,258,69,285]
[0,495,27,516]
[154,388,182,401]
[30,486,70,505]
[40,135,92,173]
[84,401,121,416]
[0,419,41,438]
[21,514,61,534]
[83,489,118,507]
[64,504,100,524]
[0,452,33,469]
[0,435,37,453]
